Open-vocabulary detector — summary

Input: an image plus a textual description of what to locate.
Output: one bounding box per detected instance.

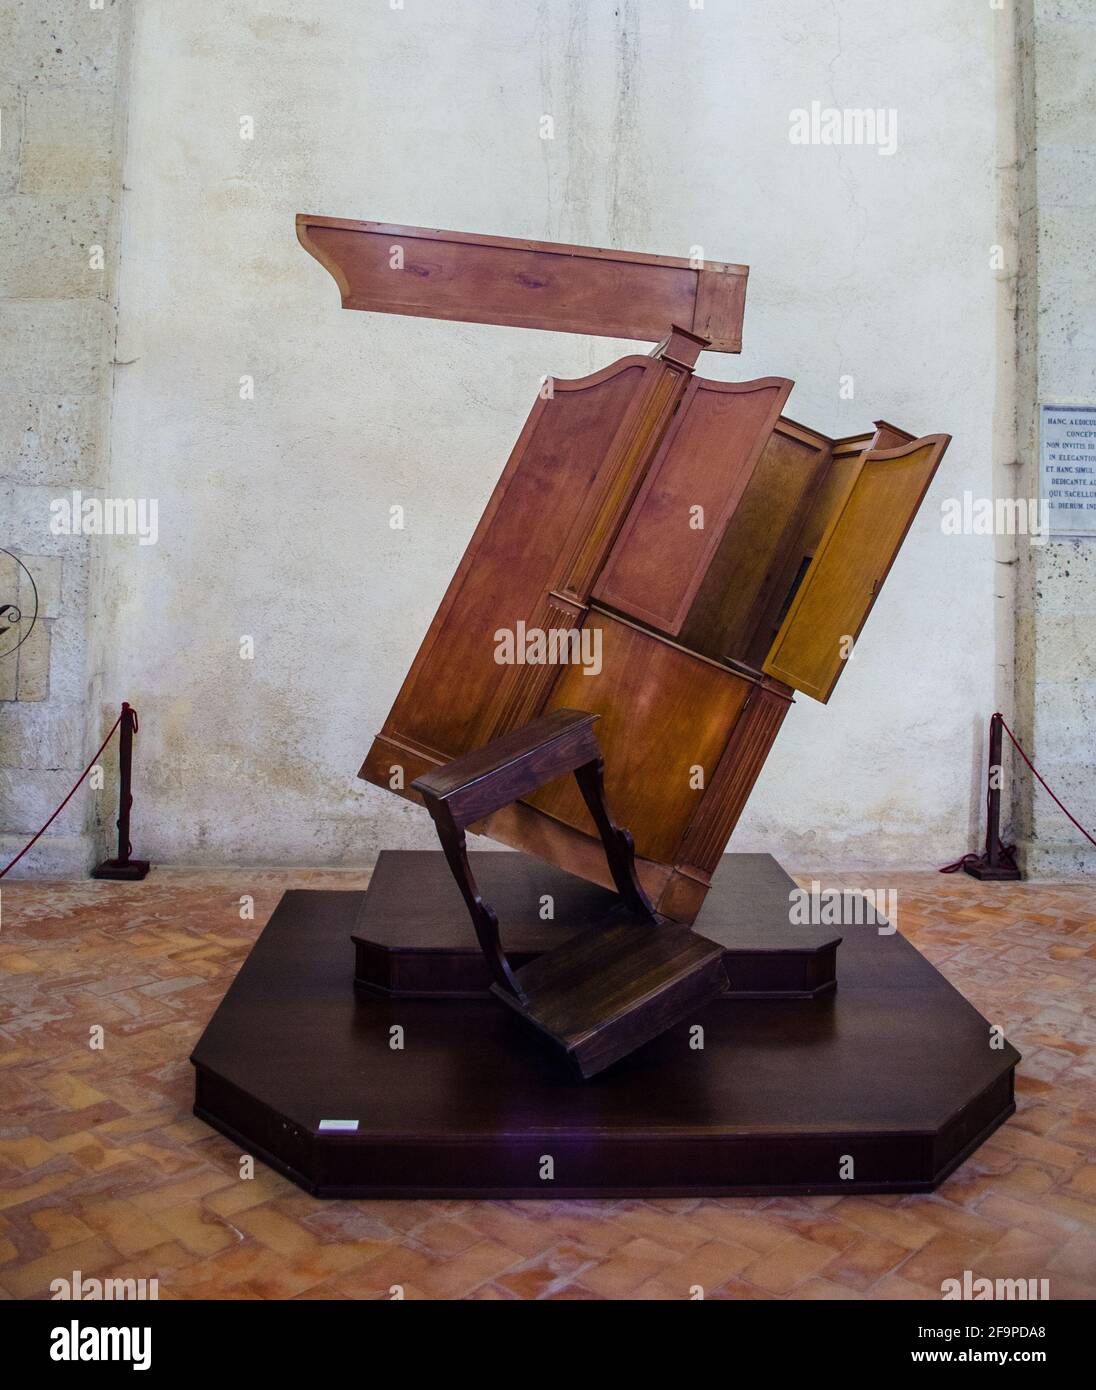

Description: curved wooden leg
[426,810,527,1002]
[573,756,657,922]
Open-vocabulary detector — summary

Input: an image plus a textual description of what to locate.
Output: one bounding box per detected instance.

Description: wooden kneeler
[412,710,728,1079]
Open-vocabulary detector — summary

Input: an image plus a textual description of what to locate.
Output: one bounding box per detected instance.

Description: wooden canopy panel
[296,216,749,352]
[762,434,951,702]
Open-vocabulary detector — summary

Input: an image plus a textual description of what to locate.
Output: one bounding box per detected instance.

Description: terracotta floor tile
[329,1245,434,1298]
[409,1219,482,1258]
[152,1205,241,1258]
[411,1240,524,1299]
[1066,1164,1096,1197]
[994,1163,1057,1198]
[579,1236,682,1297]
[460,1204,567,1256]
[0,1235,117,1299]
[237,1243,380,1299]
[1046,1230,1096,1281]
[232,1205,321,1258]
[495,1243,597,1299]
[301,1202,399,1245]
[909,1198,1009,1245]
[975,1192,1082,1241]
[98,1240,198,1286]
[870,1273,941,1300]
[128,1169,236,1212]
[464,1282,521,1299]
[77,1198,173,1256]
[689,1207,790,1253]
[29,1208,96,1251]
[672,1239,756,1295]
[613,1204,714,1253]
[822,1234,910,1291]
[538,1210,633,1255]
[740,1234,837,1294]
[544,1281,607,1299]
[833,1196,940,1251]
[896,1232,998,1291]
[795,1278,867,1300]
[705,1276,777,1300]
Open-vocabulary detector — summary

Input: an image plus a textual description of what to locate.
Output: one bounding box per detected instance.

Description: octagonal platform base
[191,854,1019,1198]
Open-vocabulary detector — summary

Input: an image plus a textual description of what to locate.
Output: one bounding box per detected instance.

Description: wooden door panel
[762,435,950,702]
[678,417,832,663]
[592,377,792,636]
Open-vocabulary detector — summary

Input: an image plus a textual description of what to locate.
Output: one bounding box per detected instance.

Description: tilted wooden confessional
[298,217,949,932]
[186,214,1014,1189]
[297,214,950,1073]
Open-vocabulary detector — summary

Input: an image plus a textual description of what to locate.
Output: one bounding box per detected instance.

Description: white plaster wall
[102,0,1005,867]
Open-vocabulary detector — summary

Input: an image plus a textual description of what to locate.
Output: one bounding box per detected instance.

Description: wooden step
[494,921,728,1079]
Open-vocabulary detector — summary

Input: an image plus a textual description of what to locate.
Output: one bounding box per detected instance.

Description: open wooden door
[761,434,951,702]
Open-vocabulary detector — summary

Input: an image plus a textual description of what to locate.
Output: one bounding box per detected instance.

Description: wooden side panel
[678,685,792,876]
[476,352,692,742]
[375,360,651,761]
[297,216,749,352]
[592,377,793,636]
[528,611,752,865]
[679,418,832,664]
[762,435,951,702]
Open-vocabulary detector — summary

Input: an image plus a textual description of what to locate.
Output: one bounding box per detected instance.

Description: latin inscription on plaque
[1041,404,1096,537]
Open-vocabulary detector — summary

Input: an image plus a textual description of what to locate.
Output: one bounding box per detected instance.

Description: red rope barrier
[995,711,1096,849]
[0,711,125,879]
[940,710,1095,873]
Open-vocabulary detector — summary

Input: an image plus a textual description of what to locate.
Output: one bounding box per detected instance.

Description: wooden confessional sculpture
[292,213,950,1075]
[186,214,1015,1191]
[297,217,950,928]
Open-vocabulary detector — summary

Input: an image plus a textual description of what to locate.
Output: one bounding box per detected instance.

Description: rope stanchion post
[962,713,1022,881]
[92,702,150,881]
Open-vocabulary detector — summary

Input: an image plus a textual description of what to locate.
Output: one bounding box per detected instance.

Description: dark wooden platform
[191,854,1019,1198]
[352,851,841,998]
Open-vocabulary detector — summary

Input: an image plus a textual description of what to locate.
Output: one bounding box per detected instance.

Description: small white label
[318,1119,359,1133]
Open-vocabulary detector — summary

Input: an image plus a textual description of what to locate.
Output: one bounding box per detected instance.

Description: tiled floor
[0,866,1093,1300]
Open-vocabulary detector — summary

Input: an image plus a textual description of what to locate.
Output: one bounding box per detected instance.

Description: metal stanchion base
[962,854,1022,882]
[92,858,151,881]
